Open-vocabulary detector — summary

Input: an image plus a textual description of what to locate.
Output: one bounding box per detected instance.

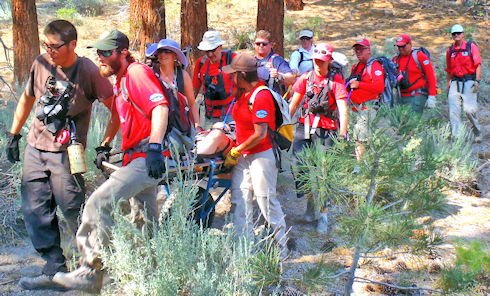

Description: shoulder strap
[299,51,304,65]
[176,66,185,94]
[248,85,269,107]
[225,50,233,65]
[121,77,151,121]
[198,56,208,83]
[412,49,423,73]
[466,41,475,64]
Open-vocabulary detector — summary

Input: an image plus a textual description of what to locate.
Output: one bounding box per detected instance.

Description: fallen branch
[355,277,443,294]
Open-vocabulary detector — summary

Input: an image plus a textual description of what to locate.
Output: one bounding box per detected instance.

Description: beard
[99,57,122,77]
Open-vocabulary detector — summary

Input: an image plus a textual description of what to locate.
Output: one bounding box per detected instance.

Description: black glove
[6,132,22,163]
[94,144,112,170]
[145,143,166,179]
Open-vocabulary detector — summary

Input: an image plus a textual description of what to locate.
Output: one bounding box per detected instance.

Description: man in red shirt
[348,38,384,164]
[53,30,169,293]
[289,42,348,232]
[222,54,288,257]
[193,30,236,128]
[445,24,482,142]
[393,34,437,114]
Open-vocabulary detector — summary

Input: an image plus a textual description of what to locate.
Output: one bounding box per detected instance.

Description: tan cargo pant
[448,80,481,138]
[76,157,159,268]
[231,149,287,247]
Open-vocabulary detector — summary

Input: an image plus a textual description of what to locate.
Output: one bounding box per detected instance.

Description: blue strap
[222,97,236,124]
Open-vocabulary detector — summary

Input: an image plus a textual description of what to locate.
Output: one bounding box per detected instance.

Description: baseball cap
[198,31,226,51]
[311,42,333,62]
[352,37,371,48]
[395,34,411,46]
[88,30,129,50]
[222,54,257,73]
[298,29,314,39]
[450,24,464,34]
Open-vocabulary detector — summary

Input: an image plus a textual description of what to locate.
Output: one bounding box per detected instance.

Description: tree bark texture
[129,0,166,58]
[12,0,39,86]
[257,0,285,57]
[181,0,207,73]
[285,0,304,11]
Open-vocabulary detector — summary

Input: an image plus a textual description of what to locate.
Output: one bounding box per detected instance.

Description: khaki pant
[351,101,378,143]
[448,80,480,137]
[76,157,159,268]
[231,149,287,247]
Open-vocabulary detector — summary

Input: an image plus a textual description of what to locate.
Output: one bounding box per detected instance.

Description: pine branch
[355,277,443,294]
[360,251,410,259]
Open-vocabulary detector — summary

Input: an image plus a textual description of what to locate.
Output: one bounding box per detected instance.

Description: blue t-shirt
[256,52,292,95]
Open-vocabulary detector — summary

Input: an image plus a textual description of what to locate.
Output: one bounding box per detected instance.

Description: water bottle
[67,138,87,174]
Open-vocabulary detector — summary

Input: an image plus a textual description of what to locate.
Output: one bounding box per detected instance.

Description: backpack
[121,65,195,156]
[448,41,475,69]
[198,50,233,77]
[329,51,349,80]
[395,47,431,91]
[366,57,399,108]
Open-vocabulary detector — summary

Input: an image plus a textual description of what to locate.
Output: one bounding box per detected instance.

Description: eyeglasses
[300,37,312,41]
[397,44,408,48]
[353,47,368,52]
[313,48,331,55]
[254,42,270,47]
[157,48,174,54]
[42,42,66,51]
[451,32,463,36]
[96,49,115,57]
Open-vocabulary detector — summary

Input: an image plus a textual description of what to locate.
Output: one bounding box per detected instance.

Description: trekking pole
[222,98,236,124]
[282,85,292,100]
[344,81,353,103]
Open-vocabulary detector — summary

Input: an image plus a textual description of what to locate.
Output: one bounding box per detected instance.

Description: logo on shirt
[462,52,468,56]
[256,110,268,118]
[149,93,164,102]
[423,60,430,65]
[375,70,382,76]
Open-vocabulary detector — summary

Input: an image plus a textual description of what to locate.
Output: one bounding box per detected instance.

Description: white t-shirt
[289,45,315,75]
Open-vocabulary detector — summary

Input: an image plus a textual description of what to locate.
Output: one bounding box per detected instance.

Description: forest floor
[0,0,489,295]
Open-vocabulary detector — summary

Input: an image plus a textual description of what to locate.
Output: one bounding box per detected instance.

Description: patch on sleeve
[462,52,468,56]
[423,60,430,65]
[256,110,268,118]
[374,70,382,76]
[149,93,164,102]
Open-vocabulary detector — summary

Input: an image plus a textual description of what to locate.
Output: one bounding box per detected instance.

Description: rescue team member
[193,30,236,128]
[348,38,384,164]
[445,24,482,142]
[289,42,348,233]
[289,29,315,76]
[147,38,200,129]
[393,34,437,114]
[5,20,116,290]
[254,30,295,96]
[222,54,289,257]
[52,30,168,293]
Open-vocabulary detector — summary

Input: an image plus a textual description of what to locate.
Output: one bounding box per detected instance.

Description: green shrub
[59,0,104,16]
[56,7,77,20]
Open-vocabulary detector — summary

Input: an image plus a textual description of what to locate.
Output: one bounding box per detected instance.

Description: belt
[452,73,476,82]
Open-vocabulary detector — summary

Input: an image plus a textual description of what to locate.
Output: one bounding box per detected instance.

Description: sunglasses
[396,44,408,48]
[157,48,174,54]
[254,42,270,46]
[42,42,66,51]
[205,47,219,53]
[96,49,115,57]
[353,47,368,52]
[300,37,312,41]
[313,48,331,55]
[451,32,463,36]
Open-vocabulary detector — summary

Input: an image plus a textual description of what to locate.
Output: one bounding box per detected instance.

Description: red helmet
[312,42,333,62]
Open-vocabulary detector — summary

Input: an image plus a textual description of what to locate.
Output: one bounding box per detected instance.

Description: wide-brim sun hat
[198,30,226,51]
[146,39,188,67]
[311,42,333,62]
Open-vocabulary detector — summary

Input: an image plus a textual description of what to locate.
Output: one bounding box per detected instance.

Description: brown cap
[222,54,257,73]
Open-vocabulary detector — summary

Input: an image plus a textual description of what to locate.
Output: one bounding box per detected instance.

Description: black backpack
[395,47,431,91]
[448,41,475,68]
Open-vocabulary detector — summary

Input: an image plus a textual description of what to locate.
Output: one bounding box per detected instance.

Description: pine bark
[129,0,166,58]
[181,0,207,73]
[12,0,39,86]
[285,0,304,11]
[257,0,285,57]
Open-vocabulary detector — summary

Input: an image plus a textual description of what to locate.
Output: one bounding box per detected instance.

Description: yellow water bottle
[67,138,87,174]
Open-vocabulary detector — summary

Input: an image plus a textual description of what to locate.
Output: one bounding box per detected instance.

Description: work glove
[94,144,112,170]
[472,81,480,93]
[224,147,241,168]
[145,143,166,179]
[425,95,436,109]
[6,132,22,163]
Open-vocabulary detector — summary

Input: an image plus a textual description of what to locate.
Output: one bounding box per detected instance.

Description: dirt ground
[0,0,489,295]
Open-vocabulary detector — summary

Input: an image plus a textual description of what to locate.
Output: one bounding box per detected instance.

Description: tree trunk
[12,0,39,86]
[181,0,207,73]
[257,0,285,57]
[285,0,304,11]
[129,0,165,58]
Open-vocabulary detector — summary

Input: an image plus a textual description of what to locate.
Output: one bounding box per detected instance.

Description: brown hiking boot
[18,274,67,291]
[52,265,103,294]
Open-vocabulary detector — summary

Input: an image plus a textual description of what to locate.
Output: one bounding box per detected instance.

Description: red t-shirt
[116,63,168,151]
[393,51,437,96]
[445,41,481,78]
[349,61,385,104]
[293,71,347,130]
[193,52,236,117]
[232,82,276,155]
